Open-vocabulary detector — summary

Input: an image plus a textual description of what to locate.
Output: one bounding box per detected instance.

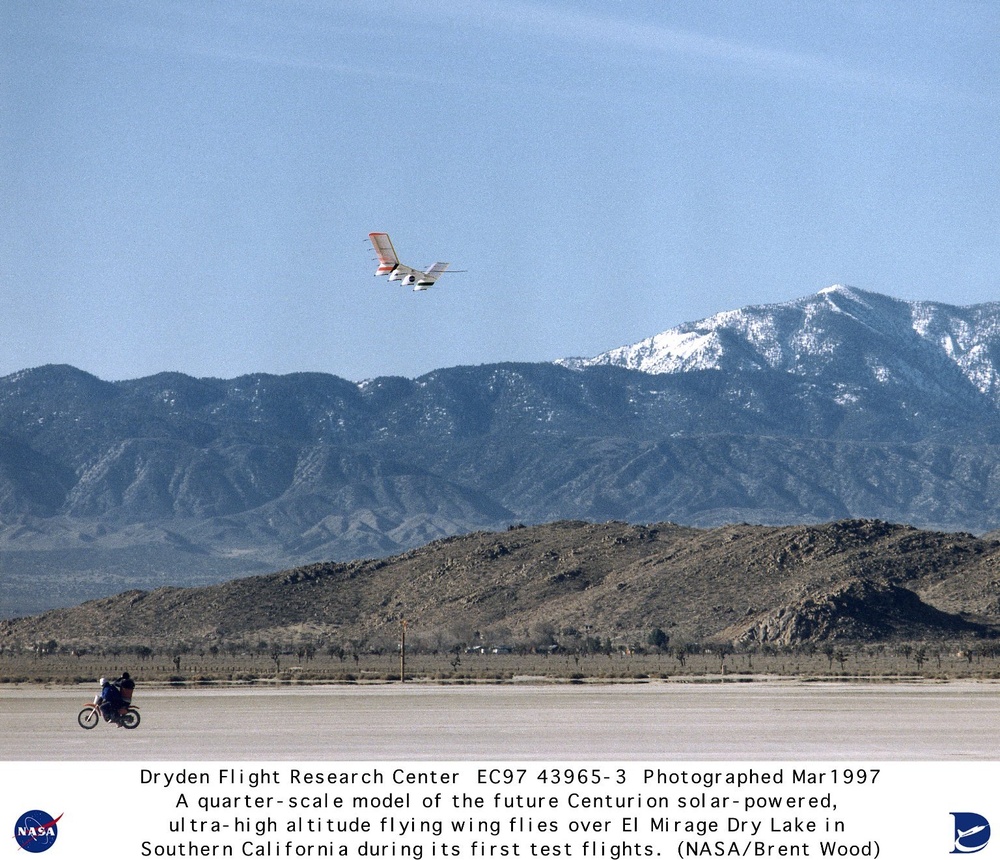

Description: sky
[2,1,998,383]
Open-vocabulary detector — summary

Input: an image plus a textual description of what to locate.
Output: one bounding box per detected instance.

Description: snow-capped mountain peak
[557,287,1000,401]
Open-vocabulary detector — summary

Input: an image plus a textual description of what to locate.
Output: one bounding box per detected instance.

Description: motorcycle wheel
[78,707,99,729]
[120,708,140,729]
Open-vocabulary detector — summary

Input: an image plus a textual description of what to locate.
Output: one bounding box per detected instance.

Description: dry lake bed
[2,680,998,761]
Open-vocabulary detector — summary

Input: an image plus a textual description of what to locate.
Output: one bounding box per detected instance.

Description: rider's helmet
[121,671,130,680]
[99,677,106,685]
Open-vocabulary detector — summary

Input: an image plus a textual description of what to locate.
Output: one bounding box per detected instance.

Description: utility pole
[400,619,407,683]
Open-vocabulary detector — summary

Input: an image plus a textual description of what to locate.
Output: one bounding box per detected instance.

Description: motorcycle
[77,695,140,730]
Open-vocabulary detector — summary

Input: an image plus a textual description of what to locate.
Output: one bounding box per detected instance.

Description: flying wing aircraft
[368,232,452,291]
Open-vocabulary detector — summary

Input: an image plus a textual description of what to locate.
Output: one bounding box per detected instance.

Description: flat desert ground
[2,681,999,761]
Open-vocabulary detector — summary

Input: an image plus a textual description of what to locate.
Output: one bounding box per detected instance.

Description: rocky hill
[4,519,1000,650]
[7,286,1000,616]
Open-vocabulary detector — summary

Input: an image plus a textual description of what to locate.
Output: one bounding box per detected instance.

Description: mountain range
[5,284,1000,618]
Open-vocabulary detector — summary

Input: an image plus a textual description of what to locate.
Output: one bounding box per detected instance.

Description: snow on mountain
[558,285,1000,401]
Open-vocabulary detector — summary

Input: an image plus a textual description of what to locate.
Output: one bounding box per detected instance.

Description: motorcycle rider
[99,676,125,722]
[116,671,135,702]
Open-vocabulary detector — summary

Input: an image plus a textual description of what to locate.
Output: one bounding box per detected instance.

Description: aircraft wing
[409,262,448,291]
[369,232,400,276]
[424,262,450,279]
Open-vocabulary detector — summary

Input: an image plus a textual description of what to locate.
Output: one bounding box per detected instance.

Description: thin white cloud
[59,0,439,88]
[56,0,957,102]
[405,0,952,101]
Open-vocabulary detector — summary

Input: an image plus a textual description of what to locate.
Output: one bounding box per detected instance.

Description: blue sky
[2,1,998,382]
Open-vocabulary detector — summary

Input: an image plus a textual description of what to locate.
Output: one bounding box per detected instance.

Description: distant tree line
[4,628,1000,672]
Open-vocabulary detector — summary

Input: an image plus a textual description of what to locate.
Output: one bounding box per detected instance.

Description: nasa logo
[952,812,990,854]
[13,810,62,853]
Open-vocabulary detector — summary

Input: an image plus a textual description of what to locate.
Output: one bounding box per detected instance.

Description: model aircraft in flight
[368,232,456,291]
